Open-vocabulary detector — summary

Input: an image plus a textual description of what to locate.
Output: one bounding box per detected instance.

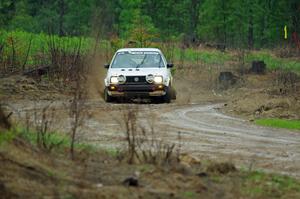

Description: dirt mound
[0,75,63,101]
[222,73,300,119]
[0,138,220,199]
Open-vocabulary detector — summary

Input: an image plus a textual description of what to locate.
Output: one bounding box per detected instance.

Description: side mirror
[167,63,174,68]
[104,64,109,69]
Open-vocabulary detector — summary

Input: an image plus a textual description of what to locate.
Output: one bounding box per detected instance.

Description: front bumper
[107,84,166,97]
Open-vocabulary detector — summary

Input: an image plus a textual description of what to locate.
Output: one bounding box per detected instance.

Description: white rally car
[104,48,176,103]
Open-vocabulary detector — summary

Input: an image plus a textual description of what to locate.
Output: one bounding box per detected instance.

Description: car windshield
[111,51,165,68]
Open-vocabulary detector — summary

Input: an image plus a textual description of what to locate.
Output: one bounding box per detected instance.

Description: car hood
[107,68,168,77]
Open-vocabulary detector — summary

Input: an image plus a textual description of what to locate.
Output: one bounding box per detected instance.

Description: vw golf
[104,48,176,103]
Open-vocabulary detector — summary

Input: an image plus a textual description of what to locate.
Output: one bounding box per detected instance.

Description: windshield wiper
[136,55,147,68]
[158,56,162,68]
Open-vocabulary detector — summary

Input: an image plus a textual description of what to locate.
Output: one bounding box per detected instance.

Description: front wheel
[162,88,171,103]
[104,88,114,103]
[170,86,177,100]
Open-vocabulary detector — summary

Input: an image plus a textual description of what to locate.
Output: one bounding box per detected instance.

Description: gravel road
[159,104,300,177]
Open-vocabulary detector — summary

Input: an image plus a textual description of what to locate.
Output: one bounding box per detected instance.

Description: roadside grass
[0,127,95,152]
[181,191,197,198]
[245,51,300,72]
[208,169,300,198]
[241,171,300,198]
[255,118,300,131]
[1,30,300,73]
[173,48,231,64]
[166,46,300,72]
[0,30,108,68]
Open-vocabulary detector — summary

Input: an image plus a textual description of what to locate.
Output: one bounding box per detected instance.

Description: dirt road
[160,104,300,177]
[6,100,300,178]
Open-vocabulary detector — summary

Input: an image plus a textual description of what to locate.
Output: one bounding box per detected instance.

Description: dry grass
[120,106,177,165]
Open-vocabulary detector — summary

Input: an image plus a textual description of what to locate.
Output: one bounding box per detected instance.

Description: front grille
[117,85,154,92]
[125,76,147,84]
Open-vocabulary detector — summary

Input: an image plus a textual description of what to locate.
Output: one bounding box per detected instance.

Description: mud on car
[104,48,176,103]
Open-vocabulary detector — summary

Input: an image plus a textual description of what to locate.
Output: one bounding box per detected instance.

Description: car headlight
[110,76,118,84]
[146,74,154,83]
[154,76,163,84]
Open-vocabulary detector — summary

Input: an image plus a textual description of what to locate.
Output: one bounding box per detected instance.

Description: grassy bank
[0,127,94,152]
[0,30,108,67]
[255,118,300,131]
[241,170,300,198]
[1,30,300,72]
[245,51,300,72]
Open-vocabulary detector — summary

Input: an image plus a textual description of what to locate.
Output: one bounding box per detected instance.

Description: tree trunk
[260,12,265,47]
[221,0,227,49]
[291,2,300,33]
[188,0,201,45]
[59,0,65,36]
[248,7,254,49]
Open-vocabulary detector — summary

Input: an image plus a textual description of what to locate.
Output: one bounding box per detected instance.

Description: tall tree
[0,0,16,27]
[1,0,298,49]
[198,0,234,47]
[116,0,141,38]
[58,0,65,36]
[186,0,202,44]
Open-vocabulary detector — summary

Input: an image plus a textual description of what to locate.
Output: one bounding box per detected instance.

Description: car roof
[116,48,162,53]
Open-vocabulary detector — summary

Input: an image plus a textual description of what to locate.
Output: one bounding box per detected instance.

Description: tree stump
[0,107,11,130]
[123,177,139,187]
[219,72,236,84]
[218,72,236,89]
[250,61,266,74]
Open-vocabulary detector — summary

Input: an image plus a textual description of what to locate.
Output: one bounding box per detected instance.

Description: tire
[163,87,171,103]
[170,86,177,100]
[104,88,114,103]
